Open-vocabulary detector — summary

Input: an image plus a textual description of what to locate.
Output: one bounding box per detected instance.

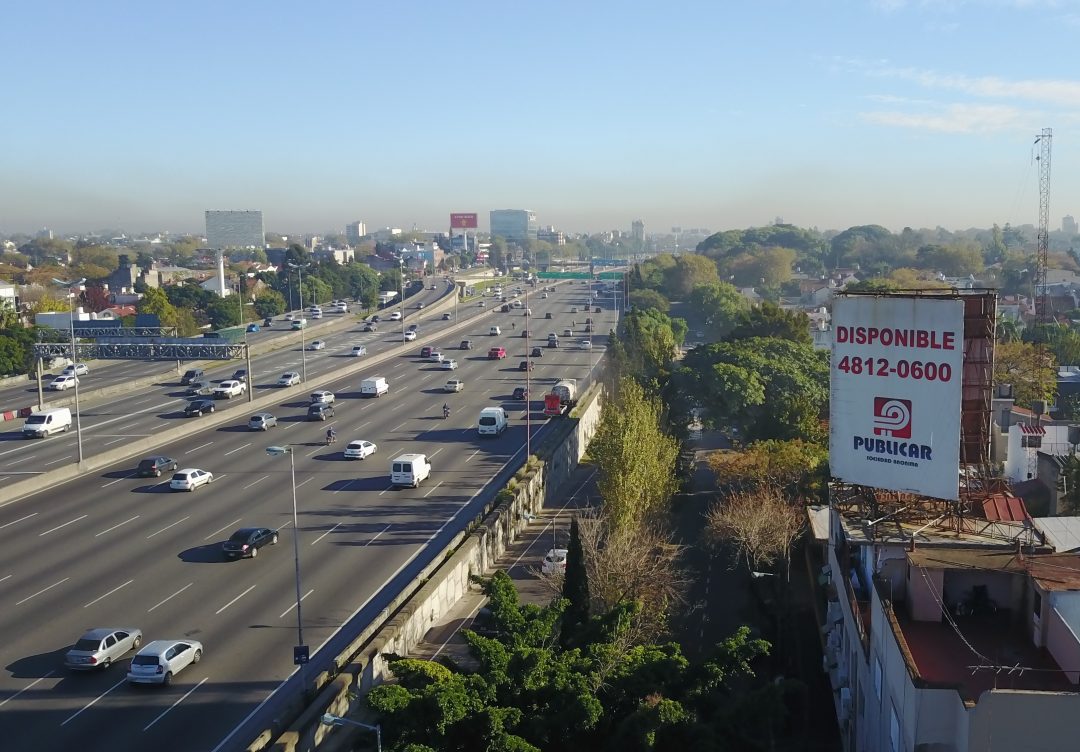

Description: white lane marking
[305,446,323,457]
[243,474,269,490]
[7,455,36,463]
[377,484,395,497]
[130,396,155,406]
[147,515,190,539]
[0,671,55,708]
[103,437,126,446]
[83,579,134,608]
[365,523,391,546]
[95,515,139,537]
[464,449,481,463]
[142,677,208,731]
[0,574,10,584]
[205,518,242,541]
[223,443,251,457]
[15,578,69,606]
[429,447,444,458]
[215,584,256,615]
[43,456,73,467]
[111,422,138,433]
[39,515,88,536]
[101,472,137,488]
[355,421,372,431]
[148,582,193,612]
[185,441,214,455]
[279,588,314,618]
[61,677,127,726]
[391,421,406,432]
[310,522,340,546]
[296,477,314,488]
[283,421,299,430]
[423,480,444,498]
[0,512,37,530]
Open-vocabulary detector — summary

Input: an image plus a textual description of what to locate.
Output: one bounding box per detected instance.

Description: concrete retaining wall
[255,381,605,752]
[0,288,477,504]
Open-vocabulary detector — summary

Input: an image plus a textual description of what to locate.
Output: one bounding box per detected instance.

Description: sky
[3,0,1080,238]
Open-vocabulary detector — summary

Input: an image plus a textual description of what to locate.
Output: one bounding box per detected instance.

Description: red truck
[543,392,567,417]
[488,346,506,359]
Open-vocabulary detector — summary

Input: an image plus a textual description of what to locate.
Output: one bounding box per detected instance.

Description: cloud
[859,103,1033,133]
[871,0,1066,10]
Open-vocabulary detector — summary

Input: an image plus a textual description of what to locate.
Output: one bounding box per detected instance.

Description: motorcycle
[325,432,337,446]
[442,407,450,420]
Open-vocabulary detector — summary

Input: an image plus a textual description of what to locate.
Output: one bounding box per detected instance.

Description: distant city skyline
[3,2,1080,237]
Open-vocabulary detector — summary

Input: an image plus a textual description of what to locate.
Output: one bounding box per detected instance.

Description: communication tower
[1035,128,1052,322]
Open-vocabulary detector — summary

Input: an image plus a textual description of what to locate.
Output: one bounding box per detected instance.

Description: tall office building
[345,220,367,245]
[631,219,645,246]
[489,209,538,242]
[205,210,265,249]
[1064,215,1078,236]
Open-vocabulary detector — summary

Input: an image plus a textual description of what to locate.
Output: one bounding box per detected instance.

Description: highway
[0,281,443,418]
[0,282,454,477]
[0,279,611,752]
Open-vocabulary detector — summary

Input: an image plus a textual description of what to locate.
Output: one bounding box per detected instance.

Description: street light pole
[399,261,406,346]
[524,285,531,462]
[267,445,307,691]
[53,278,85,467]
[288,262,310,383]
[237,274,254,403]
[321,714,382,752]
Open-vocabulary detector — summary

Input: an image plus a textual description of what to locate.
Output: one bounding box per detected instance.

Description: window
[1022,435,1043,448]
[1034,590,1042,617]
[873,656,883,701]
[889,704,901,751]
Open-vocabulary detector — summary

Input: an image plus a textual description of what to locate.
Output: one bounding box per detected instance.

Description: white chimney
[217,250,227,298]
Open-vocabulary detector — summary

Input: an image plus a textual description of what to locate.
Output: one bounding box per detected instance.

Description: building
[536,226,565,246]
[0,281,17,312]
[345,221,367,245]
[1064,215,1078,236]
[313,248,355,265]
[205,210,265,249]
[489,209,538,242]
[818,497,1080,752]
[631,219,645,247]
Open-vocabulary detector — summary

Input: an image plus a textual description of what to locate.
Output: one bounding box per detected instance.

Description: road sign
[538,272,591,279]
[293,645,310,665]
[597,272,624,279]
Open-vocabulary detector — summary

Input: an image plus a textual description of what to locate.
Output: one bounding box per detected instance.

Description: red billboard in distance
[450,213,478,229]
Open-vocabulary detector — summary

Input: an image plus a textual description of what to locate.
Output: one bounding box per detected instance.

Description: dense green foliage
[367,572,783,752]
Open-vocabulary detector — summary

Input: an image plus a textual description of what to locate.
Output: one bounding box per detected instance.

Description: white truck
[391,453,431,488]
[378,291,398,306]
[360,376,389,397]
[212,380,247,399]
[22,407,72,438]
[551,379,577,406]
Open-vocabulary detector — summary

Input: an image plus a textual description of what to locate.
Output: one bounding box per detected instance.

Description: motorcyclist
[442,403,450,419]
[326,426,336,444]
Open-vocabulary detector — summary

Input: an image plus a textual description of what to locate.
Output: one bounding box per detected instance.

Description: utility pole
[1035,128,1052,323]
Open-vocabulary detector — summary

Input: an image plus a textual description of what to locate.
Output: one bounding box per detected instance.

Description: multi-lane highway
[0,279,611,752]
[0,283,456,477]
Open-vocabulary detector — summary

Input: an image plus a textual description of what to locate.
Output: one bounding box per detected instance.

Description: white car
[542,548,569,575]
[351,345,367,357]
[212,380,246,399]
[127,639,203,686]
[389,311,402,321]
[62,363,90,377]
[310,390,335,405]
[444,379,464,393]
[541,292,549,299]
[579,339,593,351]
[477,300,486,307]
[169,468,214,492]
[403,330,417,341]
[308,340,326,351]
[427,350,444,362]
[48,374,79,391]
[441,359,458,370]
[277,371,301,387]
[344,440,377,460]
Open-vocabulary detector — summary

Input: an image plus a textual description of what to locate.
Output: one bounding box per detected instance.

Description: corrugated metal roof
[1019,424,1046,435]
[981,493,1031,523]
[1034,517,1080,554]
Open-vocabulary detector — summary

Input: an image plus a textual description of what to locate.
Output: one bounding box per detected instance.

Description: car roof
[79,627,133,639]
[136,639,197,655]
[231,527,265,537]
[175,468,201,474]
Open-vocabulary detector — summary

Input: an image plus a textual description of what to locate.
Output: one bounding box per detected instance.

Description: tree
[488,237,508,271]
[707,439,828,500]
[206,296,239,329]
[174,308,201,336]
[687,283,745,340]
[616,307,686,382]
[706,484,804,577]
[0,334,28,376]
[626,288,669,313]
[253,289,286,319]
[82,284,111,312]
[994,340,1057,409]
[381,267,403,293]
[727,301,811,345]
[135,286,177,328]
[560,516,590,648]
[661,254,720,300]
[588,378,680,534]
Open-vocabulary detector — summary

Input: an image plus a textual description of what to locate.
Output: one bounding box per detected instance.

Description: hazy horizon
[3,1,1080,238]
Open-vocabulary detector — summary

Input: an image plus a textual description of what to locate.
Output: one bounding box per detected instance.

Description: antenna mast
[1036,127,1052,323]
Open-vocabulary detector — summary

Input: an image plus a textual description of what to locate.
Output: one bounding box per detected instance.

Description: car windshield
[25,415,45,424]
[171,473,187,481]
[228,531,252,543]
[138,460,156,470]
[131,655,158,666]
[479,417,496,426]
[72,638,100,651]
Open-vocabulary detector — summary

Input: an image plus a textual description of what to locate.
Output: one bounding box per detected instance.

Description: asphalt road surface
[0,279,612,752]
[0,283,462,477]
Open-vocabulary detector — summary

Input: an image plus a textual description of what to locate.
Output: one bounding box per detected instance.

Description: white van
[360,376,389,397]
[391,453,431,488]
[22,407,73,438]
[477,406,509,436]
[489,325,501,336]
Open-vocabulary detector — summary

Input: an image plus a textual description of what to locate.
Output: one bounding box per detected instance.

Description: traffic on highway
[0,277,615,752]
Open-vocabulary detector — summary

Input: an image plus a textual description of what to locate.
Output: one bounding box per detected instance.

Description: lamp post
[399,260,406,346]
[52,277,86,467]
[288,262,310,383]
[524,285,531,462]
[266,445,308,689]
[321,713,381,752]
[237,275,254,403]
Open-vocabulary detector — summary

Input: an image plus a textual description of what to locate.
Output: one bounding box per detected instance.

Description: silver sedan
[64,627,143,670]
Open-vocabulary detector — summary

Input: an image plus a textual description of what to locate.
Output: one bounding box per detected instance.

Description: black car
[512,387,529,400]
[363,323,377,332]
[184,399,216,417]
[232,369,248,383]
[518,361,534,371]
[531,347,543,358]
[137,456,178,478]
[460,339,473,350]
[308,403,335,421]
[222,527,278,560]
[180,368,204,386]
[185,380,212,396]
[544,312,553,319]
[371,315,381,323]
[585,324,593,333]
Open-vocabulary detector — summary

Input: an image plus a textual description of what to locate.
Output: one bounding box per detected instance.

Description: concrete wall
[254,381,605,752]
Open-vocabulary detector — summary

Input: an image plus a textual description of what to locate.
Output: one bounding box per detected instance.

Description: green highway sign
[537,272,591,279]
[597,272,624,279]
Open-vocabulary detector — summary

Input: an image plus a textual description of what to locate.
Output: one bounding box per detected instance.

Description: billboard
[450,212,478,229]
[829,295,965,500]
